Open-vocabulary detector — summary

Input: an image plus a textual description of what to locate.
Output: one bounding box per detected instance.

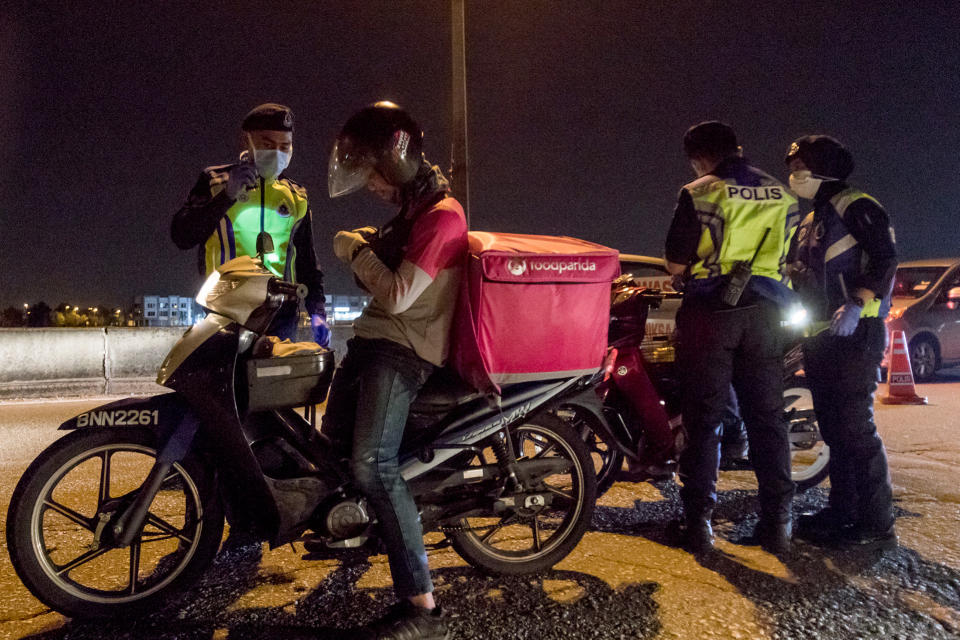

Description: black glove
[225,164,258,200]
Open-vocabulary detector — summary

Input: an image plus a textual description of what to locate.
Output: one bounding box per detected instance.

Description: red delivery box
[450,232,620,393]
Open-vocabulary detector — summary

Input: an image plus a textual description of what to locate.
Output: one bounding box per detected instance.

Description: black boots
[753,519,793,555]
[795,508,897,552]
[669,514,715,554]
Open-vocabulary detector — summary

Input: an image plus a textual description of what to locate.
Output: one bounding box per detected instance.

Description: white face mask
[788,170,830,199]
[253,149,291,181]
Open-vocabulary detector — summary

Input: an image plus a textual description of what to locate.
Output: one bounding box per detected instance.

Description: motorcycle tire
[450,413,596,575]
[783,379,830,492]
[6,427,224,619]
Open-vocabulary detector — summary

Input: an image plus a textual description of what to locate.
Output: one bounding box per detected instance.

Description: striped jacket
[171,163,325,315]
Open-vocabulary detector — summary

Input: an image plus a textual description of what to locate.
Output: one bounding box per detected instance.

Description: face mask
[788,170,830,199]
[253,149,291,181]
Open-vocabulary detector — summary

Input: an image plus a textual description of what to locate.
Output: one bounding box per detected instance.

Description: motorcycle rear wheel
[450,414,596,575]
[6,427,224,619]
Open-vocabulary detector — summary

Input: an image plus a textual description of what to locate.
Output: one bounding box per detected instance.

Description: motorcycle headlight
[195,270,240,307]
[783,304,809,329]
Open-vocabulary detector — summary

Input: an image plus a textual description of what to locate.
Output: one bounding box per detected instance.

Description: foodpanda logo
[527,259,598,274]
[507,258,527,276]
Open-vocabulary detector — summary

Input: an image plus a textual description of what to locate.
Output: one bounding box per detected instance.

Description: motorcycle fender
[59,393,194,447]
[557,385,636,459]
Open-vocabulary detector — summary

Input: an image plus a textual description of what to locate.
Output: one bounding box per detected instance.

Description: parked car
[885,258,960,381]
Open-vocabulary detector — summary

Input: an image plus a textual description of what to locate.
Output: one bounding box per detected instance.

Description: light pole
[450,0,470,227]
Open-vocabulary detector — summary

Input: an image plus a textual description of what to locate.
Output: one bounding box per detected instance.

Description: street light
[451,0,470,227]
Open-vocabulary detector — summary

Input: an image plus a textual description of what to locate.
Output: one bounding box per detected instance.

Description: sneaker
[360,601,450,640]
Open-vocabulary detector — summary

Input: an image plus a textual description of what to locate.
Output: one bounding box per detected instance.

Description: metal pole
[451,0,470,227]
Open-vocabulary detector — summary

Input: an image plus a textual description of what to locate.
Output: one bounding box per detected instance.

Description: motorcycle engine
[325,498,371,540]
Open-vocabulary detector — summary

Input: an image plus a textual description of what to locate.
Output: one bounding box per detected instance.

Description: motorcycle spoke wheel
[450,415,596,574]
[7,428,224,619]
[559,406,623,497]
[36,444,204,600]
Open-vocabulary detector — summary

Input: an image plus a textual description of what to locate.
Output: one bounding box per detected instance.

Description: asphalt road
[1,371,959,640]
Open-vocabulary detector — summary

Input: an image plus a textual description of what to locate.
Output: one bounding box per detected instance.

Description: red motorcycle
[557,276,829,496]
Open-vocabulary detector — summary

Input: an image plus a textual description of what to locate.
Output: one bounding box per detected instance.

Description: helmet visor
[327,140,373,198]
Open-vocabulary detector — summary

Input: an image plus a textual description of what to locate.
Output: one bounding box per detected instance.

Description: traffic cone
[880,330,928,405]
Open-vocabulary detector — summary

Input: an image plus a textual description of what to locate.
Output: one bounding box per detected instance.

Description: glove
[333,230,368,264]
[829,301,862,336]
[225,163,258,200]
[310,314,331,347]
[353,226,377,239]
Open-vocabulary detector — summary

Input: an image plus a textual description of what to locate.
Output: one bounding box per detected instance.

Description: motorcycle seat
[410,367,482,414]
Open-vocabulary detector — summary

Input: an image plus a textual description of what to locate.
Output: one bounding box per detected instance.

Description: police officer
[785,135,898,551]
[171,103,328,345]
[665,121,799,554]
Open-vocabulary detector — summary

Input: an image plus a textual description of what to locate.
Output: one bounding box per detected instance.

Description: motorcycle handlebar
[267,279,307,301]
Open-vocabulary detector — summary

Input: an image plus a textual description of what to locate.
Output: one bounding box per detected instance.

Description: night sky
[2,1,958,310]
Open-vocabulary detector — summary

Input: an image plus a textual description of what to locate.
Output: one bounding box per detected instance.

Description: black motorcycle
[6,257,597,619]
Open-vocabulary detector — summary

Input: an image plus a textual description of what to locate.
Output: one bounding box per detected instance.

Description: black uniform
[666,157,798,544]
[788,180,897,536]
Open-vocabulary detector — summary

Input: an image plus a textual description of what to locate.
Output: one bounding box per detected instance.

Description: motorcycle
[556,276,829,496]
[6,257,597,619]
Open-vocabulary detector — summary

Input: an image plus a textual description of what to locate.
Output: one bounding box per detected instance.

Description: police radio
[721,227,771,307]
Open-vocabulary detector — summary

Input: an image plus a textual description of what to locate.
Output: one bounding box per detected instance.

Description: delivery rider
[785,135,898,551]
[171,103,328,344]
[664,121,799,554]
[320,102,467,639]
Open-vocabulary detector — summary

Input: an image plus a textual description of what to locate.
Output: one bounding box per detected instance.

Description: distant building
[132,295,201,327]
[325,294,370,325]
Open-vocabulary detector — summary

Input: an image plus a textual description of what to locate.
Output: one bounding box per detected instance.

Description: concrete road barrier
[0,325,353,400]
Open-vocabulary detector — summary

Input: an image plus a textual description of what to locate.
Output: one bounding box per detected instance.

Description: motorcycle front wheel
[6,427,224,619]
[783,379,830,492]
[450,414,596,575]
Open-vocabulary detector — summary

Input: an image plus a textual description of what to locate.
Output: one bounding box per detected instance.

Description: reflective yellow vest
[686,174,799,283]
[204,176,309,280]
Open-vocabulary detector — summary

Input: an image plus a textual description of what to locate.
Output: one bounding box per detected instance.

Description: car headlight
[886,307,906,320]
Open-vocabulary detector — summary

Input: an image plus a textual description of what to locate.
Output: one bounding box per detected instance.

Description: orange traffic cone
[880,330,928,405]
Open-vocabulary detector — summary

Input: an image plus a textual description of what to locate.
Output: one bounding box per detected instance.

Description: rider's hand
[829,301,862,336]
[353,226,377,239]
[310,314,331,347]
[333,230,368,264]
[225,163,258,200]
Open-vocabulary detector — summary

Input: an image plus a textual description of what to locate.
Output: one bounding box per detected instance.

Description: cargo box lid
[468,231,620,283]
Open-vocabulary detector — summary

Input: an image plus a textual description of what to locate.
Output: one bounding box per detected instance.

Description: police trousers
[321,337,436,598]
[802,318,894,531]
[676,297,794,523]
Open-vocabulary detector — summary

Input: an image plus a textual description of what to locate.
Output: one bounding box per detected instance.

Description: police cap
[784,135,854,180]
[242,103,294,132]
[683,121,739,159]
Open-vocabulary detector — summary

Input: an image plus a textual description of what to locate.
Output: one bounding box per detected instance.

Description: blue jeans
[321,337,435,598]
